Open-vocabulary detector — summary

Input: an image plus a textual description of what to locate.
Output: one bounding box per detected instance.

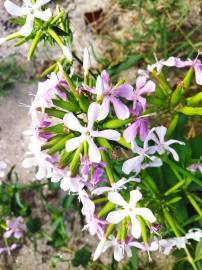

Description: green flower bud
[187,92,202,106]
[103,118,132,129]
[166,114,179,139]
[176,106,202,116]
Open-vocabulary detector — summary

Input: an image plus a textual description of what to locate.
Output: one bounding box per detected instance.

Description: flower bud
[83,47,91,75]
[96,75,104,100]
[177,106,202,116]
[61,45,73,62]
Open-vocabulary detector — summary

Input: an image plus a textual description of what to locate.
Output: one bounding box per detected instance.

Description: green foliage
[0,56,23,95]
[71,246,91,267]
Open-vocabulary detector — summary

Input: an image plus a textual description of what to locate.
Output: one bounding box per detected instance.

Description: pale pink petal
[19,14,34,36]
[139,80,155,95]
[101,70,110,90]
[106,210,127,224]
[194,64,202,85]
[136,76,147,89]
[114,83,133,99]
[111,97,130,120]
[108,192,128,208]
[166,139,185,146]
[155,126,167,144]
[87,137,101,163]
[93,239,106,261]
[63,112,83,132]
[4,0,29,16]
[87,102,101,130]
[123,123,138,143]
[96,75,104,97]
[92,130,120,141]
[135,208,156,223]
[65,136,83,152]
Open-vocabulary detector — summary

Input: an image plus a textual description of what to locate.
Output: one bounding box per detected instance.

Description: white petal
[63,112,83,132]
[4,0,29,16]
[34,9,52,21]
[61,46,73,62]
[122,156,144,175]
[19,14,34,36]
[108,192,128,208]
[34,0,51,9]
[106,210,127,224]
[65,136,84,152]
[166,146,180,161]
[130,214,141,238]
[114,245,124,262]
[93,239,106,261]
[129,190,142,208]
[36,166,46,180]
[87,102,101,130]
[92,130,120,141]
[83,47,91,72]
[97,97,110,121]
[155,126,167,144]
[87,137,101,163]
[95,75,104,97]
[22,157,37,168]
[92,187,111,195]
[135,207,156,223]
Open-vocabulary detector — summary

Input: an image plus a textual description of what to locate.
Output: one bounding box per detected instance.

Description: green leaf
[71,246,91,267]
[27,218,42,233]
[195,239,202,261]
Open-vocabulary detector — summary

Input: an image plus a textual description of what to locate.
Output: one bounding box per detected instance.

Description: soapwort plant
[0,1,202,269]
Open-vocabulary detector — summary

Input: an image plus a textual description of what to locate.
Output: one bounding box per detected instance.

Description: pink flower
[130,76,155,115]
[4,217,26,239]
[124,117,149,142]
[85,70,133,120]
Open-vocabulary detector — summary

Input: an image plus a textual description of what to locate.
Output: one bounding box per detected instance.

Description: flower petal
[122,156,144,175]
[65,136,83,152]
[101,70,110,90]
[4,0,29,16]
[61,46,73,62]
[114,245,124,262]
[34,0,51,9]
[111,97,130,120]
[92,130,120,141]
[106,210,127,224]
[123,123,138,143]
[87,137,101,163]
[139,80,155,95]
[108,192,128,208]
[34,9,52,21]
[129,190,142,208]
[166,146,180,161]
[93,239,106,261]
[19,14,34,36]
[194,64,202,85]
[63,112,83,132]
[92,187,111,195]
[97,97,110,120]
[87,102,101,130]
[114,83,133,99]
[135,207,156,223]
[136,76,147,89]
[130,214,141,238]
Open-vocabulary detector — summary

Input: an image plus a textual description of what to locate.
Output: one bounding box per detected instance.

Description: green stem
[27,30,43,60]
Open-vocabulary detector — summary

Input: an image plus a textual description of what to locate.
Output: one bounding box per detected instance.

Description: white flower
[60,172,84,193]
[64,102,120,163]
[158,237,186,255]
[22,136,53,180]
[186,228,202,242]
[0,37,6,45]
[106,190,156,238]
[130,241,159,261]
[146,126,185,161]
[147,57,177,74]
[122,140,162,175]
[92,177,140,195]
[0,161,7,178]
[4,0,52,36]
[83,47,91,75]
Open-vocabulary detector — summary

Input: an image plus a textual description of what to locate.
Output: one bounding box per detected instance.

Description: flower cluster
[0,217,26,255]
[20,47,200,263]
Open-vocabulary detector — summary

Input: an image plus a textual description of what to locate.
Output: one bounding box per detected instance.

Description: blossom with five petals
[106,190,156,238]
[64,102,120,163]
[4,0,52,36]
